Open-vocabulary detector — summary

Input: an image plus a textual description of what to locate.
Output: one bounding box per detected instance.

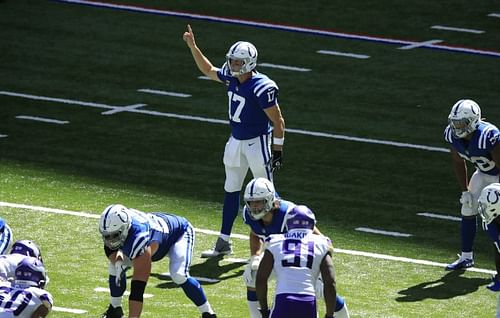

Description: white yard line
[0,90,450,153]
[15,115,69,125]
[488,13,500,18]
[355,227,413,237]
[138,89,192,98]
[417,212,461,222]
[431,25,485,34]
[198,76,211,80]
[258,63,311,72]
[0,134,7,138]
[101,104,147,115]
[1,201,495,275]
[398,39,443,50]
[54,0,500,58]
[53,306,87,314]
[317,50,370,59]
[94,287,154,298]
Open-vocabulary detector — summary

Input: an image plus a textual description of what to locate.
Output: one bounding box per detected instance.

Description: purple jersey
[444,121,500,176]
[217,64,278,140]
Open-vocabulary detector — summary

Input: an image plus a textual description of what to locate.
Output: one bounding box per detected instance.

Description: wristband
[273,137,284,146]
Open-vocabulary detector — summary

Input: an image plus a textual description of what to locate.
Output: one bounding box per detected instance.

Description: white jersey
[0,282,53,317]
[265,229,332,296]
[0,254,30,281]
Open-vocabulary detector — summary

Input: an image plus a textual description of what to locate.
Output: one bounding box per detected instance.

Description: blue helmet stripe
[102,205,114,231]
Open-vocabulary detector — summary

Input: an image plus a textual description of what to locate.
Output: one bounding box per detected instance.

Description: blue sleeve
[254,79,279,109]
[483,128,500,151]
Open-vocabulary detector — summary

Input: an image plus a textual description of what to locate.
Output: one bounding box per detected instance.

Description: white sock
[198,301,214,314]
[462,252,473,260]
[219,234,231,242]
[247,300,261,318]
[334,303,350,318]
[110,296,122,308]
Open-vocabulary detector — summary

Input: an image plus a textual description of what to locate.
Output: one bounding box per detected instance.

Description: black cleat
[101,305,124,318]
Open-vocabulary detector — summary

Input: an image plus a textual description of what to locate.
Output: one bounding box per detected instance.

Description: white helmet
[448,99,481,138]
[244,178,276,220]
[225,41,258,77]
[99,204,132,250]
[478,183,500,225]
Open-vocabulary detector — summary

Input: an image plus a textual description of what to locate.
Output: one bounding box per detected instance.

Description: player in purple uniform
[444,99,500,270]
[183,25,286,258]
[242,178,348,318]
[0,257,53,317]
[99,204,216,318]
[256,205,348,318]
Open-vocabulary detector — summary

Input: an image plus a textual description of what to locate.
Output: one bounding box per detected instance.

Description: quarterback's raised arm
[182,24,221,82]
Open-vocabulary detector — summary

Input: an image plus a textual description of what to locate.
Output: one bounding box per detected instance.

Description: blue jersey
[444,121,500,176]
[121,210,189,262]
[242,200,295,238]
[217,64,278,140]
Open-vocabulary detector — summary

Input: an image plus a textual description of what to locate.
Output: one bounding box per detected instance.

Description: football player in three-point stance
[256,205,347,318]
[0,257,53,317]
[444,99,500,270]
[242,178,349,318]
[183,25,286,258]
[99,204,217,318]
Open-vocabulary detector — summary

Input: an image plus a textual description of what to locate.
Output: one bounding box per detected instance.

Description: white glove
[249,255,262,271]
[460,191,473,208]
[243,263,256,287]
[114,260,128,287]
[315,275,324,299]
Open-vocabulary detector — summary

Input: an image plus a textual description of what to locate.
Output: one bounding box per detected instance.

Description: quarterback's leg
[246,133,273,182]
[202,137,249,258]
[170,224,216,317]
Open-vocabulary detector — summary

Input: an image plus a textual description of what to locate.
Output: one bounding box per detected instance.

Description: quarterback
[183,25,286,258]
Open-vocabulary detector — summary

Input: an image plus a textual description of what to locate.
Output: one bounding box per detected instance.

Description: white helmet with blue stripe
[244,178,276,220]
[99,204,132,250]
[478,183,500,225]
[448,99,481,138]
[225,41,258,77]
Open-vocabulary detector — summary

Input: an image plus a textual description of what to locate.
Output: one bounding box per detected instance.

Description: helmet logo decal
[487,190,500,205]
[118,212,128,223]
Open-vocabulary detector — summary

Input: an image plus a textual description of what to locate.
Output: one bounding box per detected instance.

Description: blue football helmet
[286,205,316,230]
[10,240,43,261]
[99,204,132,250]
[14,257,47,289]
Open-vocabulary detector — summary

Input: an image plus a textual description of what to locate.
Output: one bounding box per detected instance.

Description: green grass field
[1,0,500,316]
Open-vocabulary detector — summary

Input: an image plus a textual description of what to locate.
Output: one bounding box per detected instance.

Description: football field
[1,0,500,317]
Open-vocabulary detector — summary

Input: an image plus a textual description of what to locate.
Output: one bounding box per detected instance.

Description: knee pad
[170,272,188,285]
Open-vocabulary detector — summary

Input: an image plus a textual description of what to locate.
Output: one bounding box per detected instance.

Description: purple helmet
[286,205,316,230]
[10,240,42,261]
[14,257,47,289]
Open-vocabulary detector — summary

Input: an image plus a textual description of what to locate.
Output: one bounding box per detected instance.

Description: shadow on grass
[152,255,245,288]
[396,270,491,302]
